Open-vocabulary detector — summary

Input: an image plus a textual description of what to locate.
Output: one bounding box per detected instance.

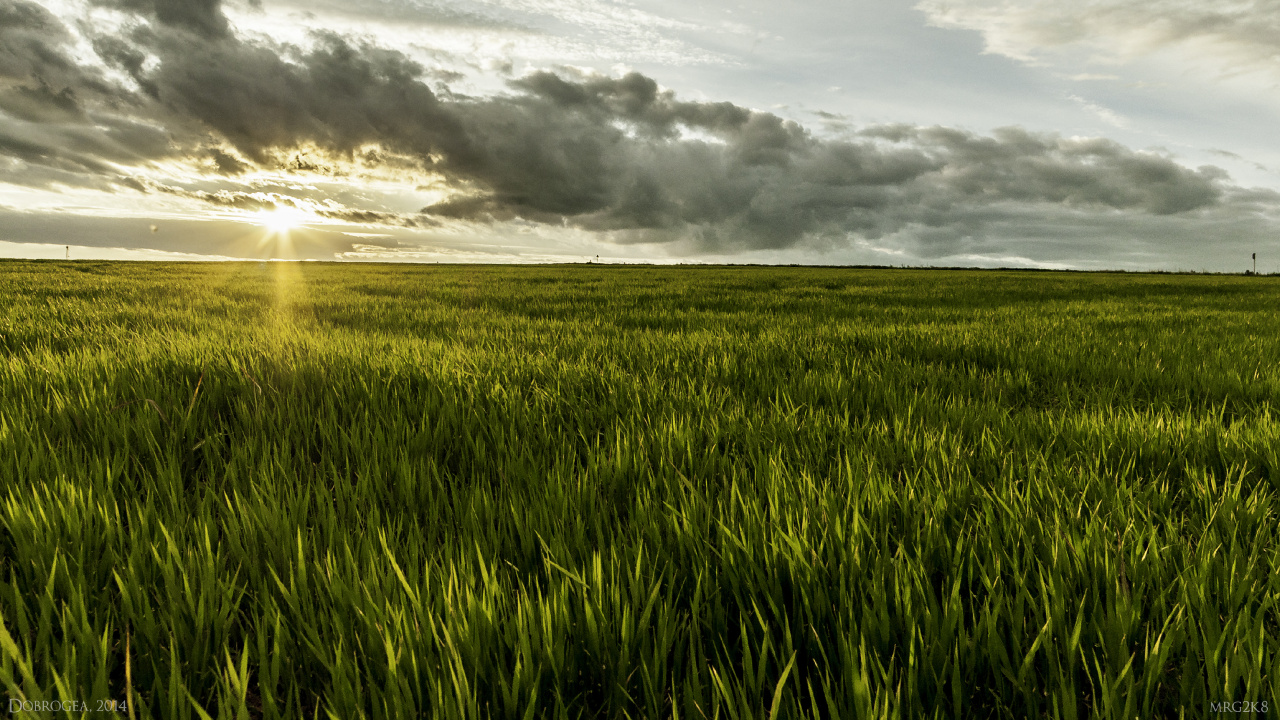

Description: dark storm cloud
[117,26,484,171]
[0,0,181,193]
[509,71,754,137]
[205,146,249,174]
[0,0,126,121]
[0,0,78,83]
[0,0,1268,254]
[434,83,1227,249]
[92,0,229,39]
[0,110,174,191]
[317,208,430,227]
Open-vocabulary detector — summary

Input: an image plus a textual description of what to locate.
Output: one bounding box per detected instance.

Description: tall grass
[0,260,1276,718]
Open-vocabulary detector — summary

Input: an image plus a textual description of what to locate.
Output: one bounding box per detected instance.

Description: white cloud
[916,0,1280,80]
[1067,94,1129,128]
[233,0,736,73]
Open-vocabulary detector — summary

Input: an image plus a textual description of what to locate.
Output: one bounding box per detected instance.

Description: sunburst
[259,206,307,234]
[255,206,309,257]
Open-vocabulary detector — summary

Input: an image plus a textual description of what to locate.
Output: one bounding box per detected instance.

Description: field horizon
[6,258,1275,276]
[1,261,1276,718]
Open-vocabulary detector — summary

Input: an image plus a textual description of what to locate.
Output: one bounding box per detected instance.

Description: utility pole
[1253,252,1257,274]
[65,245,69,260]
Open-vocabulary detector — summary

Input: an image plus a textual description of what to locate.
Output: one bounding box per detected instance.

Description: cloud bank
[1,0,1277,263]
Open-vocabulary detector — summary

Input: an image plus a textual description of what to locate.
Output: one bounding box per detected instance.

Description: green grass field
[0,260,1276,718]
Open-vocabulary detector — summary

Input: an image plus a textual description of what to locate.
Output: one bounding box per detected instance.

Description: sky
[3,0,1280,269]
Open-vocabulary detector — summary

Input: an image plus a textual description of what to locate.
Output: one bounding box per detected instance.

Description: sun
[254,205,310,258]
[260,206,307,233]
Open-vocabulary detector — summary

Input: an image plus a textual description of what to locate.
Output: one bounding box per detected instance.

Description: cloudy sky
[3,0,1279,269]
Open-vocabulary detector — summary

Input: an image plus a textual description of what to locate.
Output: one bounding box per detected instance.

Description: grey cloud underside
[0,0,1263,253]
